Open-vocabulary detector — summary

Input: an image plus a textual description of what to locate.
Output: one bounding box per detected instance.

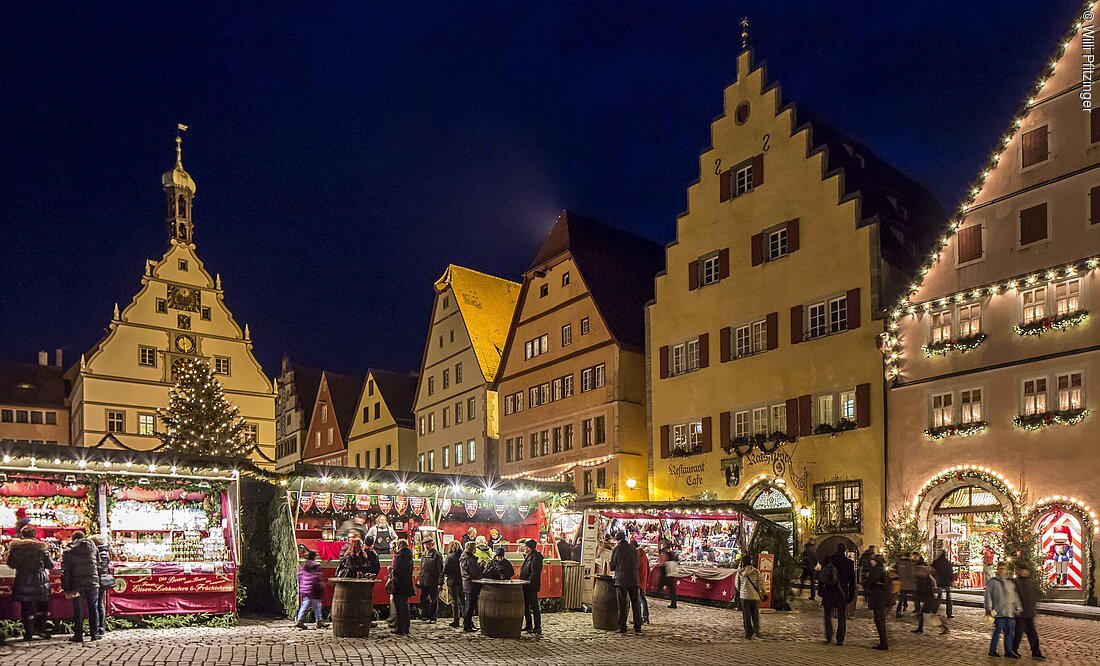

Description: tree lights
[157,358,251,458]
[923,421,989,440]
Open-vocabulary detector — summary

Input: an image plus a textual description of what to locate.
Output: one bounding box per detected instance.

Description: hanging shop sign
[409,496,424,516]
[331,493,348,513]
[394,496,409,514]
[314,492,331,512]
[298,491,315,512]
[517,504,531,520]
[356,494,372,511]
[378,495,392,514]
[495,503,507,519]
[465,500,478,518]
[440,498,452,517]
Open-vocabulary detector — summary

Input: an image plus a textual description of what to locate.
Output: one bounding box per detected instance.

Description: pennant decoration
[332,493,348,513]
[355,494,372,511]
[465,500,478,518]
[395,496,409,514]
[440,498,452,517]
[494,503,506,519]
[378,495,393,514]
[517,504,530,520]
[314,492,332,512]
[409,496,424,516]
[298,491,315,513]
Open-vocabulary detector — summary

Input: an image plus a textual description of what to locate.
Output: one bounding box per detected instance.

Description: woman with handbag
[737,552,765,640]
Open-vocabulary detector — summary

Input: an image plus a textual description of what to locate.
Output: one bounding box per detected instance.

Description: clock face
[167,284,201,312]
[174,334,196,354]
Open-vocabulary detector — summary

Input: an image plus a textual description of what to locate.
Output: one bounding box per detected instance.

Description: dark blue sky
[0,2,1084,377]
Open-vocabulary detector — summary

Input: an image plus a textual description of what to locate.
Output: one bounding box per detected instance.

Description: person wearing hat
[520,539,543,634]
[484,547,515,580]
[418,536,444,623]
[610,530,642,634]
[61,531,100,642]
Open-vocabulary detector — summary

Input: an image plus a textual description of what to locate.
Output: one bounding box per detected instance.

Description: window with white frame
[1023,378,1048,415]
[808,302,828,339]
[931,392,954,428]
[752,320,767,353]
[539,382,550,405]
[138,346,157,367]
[767,227,788,261]
[581,317,590,335]
[734,411,750,438]
[1021,287,1046,324]
[455,401,463,424]
[686,339,700,371]
[701,255,720,286]
[752,407,768,435]
[455,443,463,465]
[671,424,688,453]
[428,412,435,432]
[467,439,476,462]
[418,453,425,472]
[563,374,574,397]
[960,388,982,423]
[552,378,563,401]
[321,404,329,422]
[1058,372,1083,411]
[582,368,593,392]
[839,390,856,423]
[829,295,848,334]
[524,334,549,360]
[770,404,787,434]
[735,325,752,358]
[671,343,687,375]
[931,309,952,344]
[735,164,753,196]
[214,356,230,375]
[138,413,155,436]
[957,303,981,337]
[1055,280,1081,315]
[529,386,540,408]
[562,323,572,347]
[594,364,606,388]
[443,407,450,428]
[817,394,835,426]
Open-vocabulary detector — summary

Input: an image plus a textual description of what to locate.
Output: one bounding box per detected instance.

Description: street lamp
[625,477,638,490]
[798,506,813,519]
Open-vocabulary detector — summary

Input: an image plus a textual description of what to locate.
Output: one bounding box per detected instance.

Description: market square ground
[2,598,1096,665]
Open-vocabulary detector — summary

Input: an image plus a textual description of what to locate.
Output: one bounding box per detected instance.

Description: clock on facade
[167,284,201,312]
[174,334,196,354]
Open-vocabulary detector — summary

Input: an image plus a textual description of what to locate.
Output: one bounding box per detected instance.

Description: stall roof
[574,500,790,527]
[290,463,574,497]
[0,438,254,481]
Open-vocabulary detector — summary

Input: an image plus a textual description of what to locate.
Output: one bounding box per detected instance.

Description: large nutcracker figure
[1048,526,1074,587]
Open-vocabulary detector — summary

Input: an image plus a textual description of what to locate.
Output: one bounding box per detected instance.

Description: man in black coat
[865,554,891,650]
[418,537,444,623]
[556,536,573,562]
[61,531,100,643]
[931,549,956,618]
[799,542,818,600]
[459,541,485,632]
[609,532,642,634]
[6,525,53,641]
[389,539,415,636]
[820,543,856,646]
[520,539,544,634]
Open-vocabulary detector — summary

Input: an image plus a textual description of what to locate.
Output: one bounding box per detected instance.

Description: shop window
[1021,287,1046,324]
[138,413,155,436]
[957,303,982,337]
[931,309,952,344]
[1022,378,1048,416]
[1055,280,1081,315]
[960,389,983,424]
[931,392,954,428]
[814,480,862,533]
[1057,373,1083,411]
[1037,509,1084,589]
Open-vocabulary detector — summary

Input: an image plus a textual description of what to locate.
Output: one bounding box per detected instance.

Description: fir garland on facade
[668,444,703,458]
[922,332,987,356]
[1013,408,1091,430]
[913,468,1016,510]
[722,431,795,455]
[1013,309,1089,336]
[157,358,251,457]
[924,421,989,440]
[997,491,1044,583]
[812,419,857,437]
[882,506,928,565]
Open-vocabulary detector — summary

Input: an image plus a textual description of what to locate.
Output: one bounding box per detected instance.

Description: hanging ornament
[517,504,531,520]
[299,491,315,513]
[394,496,409,514]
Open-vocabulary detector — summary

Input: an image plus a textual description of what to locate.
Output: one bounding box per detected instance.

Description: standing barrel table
[474,579,527,638]
[329,578,376,637]
[590,575,617,631]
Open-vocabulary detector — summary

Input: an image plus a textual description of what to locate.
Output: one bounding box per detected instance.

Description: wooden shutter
[750,233,764,266]
[1091,186,1100,225]
[790,305,804,344]
[688,260,699,290]
[1019,203,1048,245]
[785,398,799,436]
[720,326,731,362]
[1021,126,1048,168]
[785,218,800,254]
[957,224,983,263]
[698,333,709,368]
[855,383,871,428]
[766,312,779,350]
[846,288,861,330]
[798,395,813,436]
[659,345,669,379]
[718,248,730,279]
[660,425,670,459]
[720,412,731,451]
[701,416,712,453]
[751,153,764,188]
[719,169,732,202]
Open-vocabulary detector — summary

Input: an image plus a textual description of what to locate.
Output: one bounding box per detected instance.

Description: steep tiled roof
[530,211,665,353]
[0,360,68,408]
[435,265,520,383]
[369,369,418,428]
[286,361,323,426]
[321,371,365,439]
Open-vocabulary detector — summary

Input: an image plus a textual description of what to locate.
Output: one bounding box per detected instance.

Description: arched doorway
[1030,499,1096,603]
[744,482,797,555]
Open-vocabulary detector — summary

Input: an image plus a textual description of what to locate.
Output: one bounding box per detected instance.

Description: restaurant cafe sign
[668,460,706,487]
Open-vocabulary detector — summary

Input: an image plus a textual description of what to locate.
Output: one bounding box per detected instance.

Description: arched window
[177,194,188,219]
[177,223,188,241]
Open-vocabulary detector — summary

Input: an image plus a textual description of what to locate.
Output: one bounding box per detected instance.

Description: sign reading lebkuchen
[313,492,331,512]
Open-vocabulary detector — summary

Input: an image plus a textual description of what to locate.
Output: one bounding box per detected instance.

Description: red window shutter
[751,153,764,188]
[750,233,764,266]
[698,333,710,368]
[1019,203,1048,245]
[786,218,800,253]
[720,411,730,451]
[846,288,861,330]
[1092,186,1100,225]
[957,224,983,263]
[718,248,730,279]
[701,416,712,453]
[659,345,669,379]
[688,260,699,290]
[766,312,778,350]
[855,383,871,428]
[1021,126,1048,168]
[660,425,670,459]
[785,398,799,436]
[719,169,732,202]
[720,326,731,362]
[798,395,813,436]
[790,305,804,344]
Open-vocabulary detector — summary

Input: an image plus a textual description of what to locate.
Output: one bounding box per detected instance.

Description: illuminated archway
[739,475,798,554]
[1029,496,1097,602]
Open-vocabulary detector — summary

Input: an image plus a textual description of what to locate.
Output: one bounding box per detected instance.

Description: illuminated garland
[1013,309,1089,336]
[1013,408,1091,430]
[812,419,856,436]
[923,420,988,440]
[912,466,1017,511]
[922,332,987,356]
[723,431,795,455]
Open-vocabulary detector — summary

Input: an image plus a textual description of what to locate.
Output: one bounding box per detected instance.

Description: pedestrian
[894,551,916,618]
[656,538,679,608]
[484,547,515,580]
[520,539,543,634]
[609,531,642,634]
[295,550,327,630]
[443,541,465,628]
[820,543,855,646]
[61,530,100,643]
[913,558,947,635]
[1012,564,1045,660]
[931,549,956,618]
[390,539,415,636]
[87,534,113,639]
[984,561,1022,658]
[556,534,573,561]
[858,545,875,609]
[799,542,818,599]
[6,524,52,641]
[460,540,485,632]
[737,552,765,640]
[418,536,444,624]
[633,539,650,624]
[865,553,891,650]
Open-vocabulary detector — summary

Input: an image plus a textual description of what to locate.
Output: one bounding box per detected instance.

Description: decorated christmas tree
[882,505,928,565]
[996,490,1044,584]
[157,357,251,457]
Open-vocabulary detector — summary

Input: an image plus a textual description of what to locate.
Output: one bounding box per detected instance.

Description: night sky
[0,2,1085,377]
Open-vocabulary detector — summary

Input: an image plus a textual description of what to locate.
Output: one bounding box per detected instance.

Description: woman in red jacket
[633,540,650,624]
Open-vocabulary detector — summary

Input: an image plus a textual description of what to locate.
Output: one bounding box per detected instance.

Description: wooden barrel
[476,580,526,638]
[591,575,617,631]
[330,578,375,638]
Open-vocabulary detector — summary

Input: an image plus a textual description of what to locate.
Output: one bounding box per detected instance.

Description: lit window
[428,450,435,472]
[961,389,982,423]
[686,339,700,371]
[671,424,688,453]
[770,404,787,433]
[931,309,952,344]
[1021,287,1045,324]
[767,227,788,261]
[701,255,720,286]
[1055,280,1081,315]
[467,439,476,463]
[733,411,750,438]
[817,395,835,427]
[428,412,435,433]
[752,407,768,435]
[138,413,155,436]
[455,443,463,465]
[1058,373,1083,411]
[840,390,856,423]
[1023,378,1048,416]
[418,453,425,472]
[932,393,954,428]
[957,304,981,337]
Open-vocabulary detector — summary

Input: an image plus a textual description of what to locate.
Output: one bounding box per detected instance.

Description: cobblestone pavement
[2,597,1096,665]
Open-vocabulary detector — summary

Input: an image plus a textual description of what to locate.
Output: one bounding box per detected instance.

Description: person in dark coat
[520,539,543,634]
[556,535,573,562]
[418,537,444,623]
[799,542,818,600]
[1012,564,1044,659]
[913,558,947,634]
[865,554,891,650]
[89,534,114,639]
[484,547,515,580]
[295,550,327,629]
[894,552,916,617]
[656,538,679,608]
[6,525,53,641]
[337,534,380,578]
[820,543,856,645]
[443,541,465,627]
[61,531,100,642]
[390,539,415,635]
[931,549,956,618]
[609,532,642,634]
[459,540,485,632]
[858,546,876,608]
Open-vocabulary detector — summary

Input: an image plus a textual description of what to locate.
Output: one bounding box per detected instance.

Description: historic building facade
[346,369,418,471]
[301,370,362,466]
[413,265,519,477]
[885,12,1100,601]
[0,354,69,446]
[66,136,276,465]
[497,211,662,500]
[647,50,943,552]
[274,356,322,472]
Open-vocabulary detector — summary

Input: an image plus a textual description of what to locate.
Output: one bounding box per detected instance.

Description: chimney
[38,351,48,366]
[55,349,63,368]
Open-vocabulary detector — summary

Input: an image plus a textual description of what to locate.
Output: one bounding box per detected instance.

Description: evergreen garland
[157,358,251,457]
[269,491,300,618]
[882,506,928,565]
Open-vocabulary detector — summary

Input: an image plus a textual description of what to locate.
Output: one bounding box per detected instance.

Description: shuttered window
[1019,203,1048,246]
[957,224,983,264]
[1021,126,1048,168]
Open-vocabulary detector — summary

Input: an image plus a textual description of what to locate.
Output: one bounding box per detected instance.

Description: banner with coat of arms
[313,492,331,512]
[394,496,409,514]
[465,500,478,518]
[440,498,452,517]
[494,503,506,519]
[332,493,349,513]
[517,504,530,520]
[356,494,372,511]
[298,491,315,513]
[378,495,392,514]
[409,497,424,516]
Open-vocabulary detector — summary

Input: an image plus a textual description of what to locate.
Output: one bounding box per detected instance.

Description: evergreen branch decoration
[157,358,252,457]
[1013,409,1091,430]
[1013,309,1089,336]
[997,490,1045,586]
[924,421,988,440]
[269,491,301,619]
[922,332,987,356]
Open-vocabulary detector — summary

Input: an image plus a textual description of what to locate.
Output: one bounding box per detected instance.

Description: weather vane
[741,16,749,50]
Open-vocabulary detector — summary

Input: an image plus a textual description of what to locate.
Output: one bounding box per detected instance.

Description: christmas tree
[882,505,928,565]
[996,490,1044,584]
[157,357,251,457]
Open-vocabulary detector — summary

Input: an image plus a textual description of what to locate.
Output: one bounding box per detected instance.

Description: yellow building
[346,369,419,471]
[646,50,944,551]
[66,134,276,466]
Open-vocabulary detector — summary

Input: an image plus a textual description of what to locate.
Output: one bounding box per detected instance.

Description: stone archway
[741,479,798,555]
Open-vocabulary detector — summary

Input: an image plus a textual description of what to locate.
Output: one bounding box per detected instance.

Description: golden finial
[175,123,188,165]
[741,16,749,50]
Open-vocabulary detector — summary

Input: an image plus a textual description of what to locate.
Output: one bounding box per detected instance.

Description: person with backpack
[799,542,818,600]
[737,552,765,640]
[865,554,891,650]
[820,543,855,646]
